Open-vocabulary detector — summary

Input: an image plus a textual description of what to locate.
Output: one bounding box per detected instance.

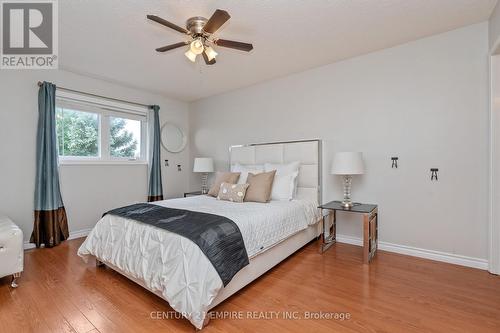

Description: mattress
[78,195,320,329]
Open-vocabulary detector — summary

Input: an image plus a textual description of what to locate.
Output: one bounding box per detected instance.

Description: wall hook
[177,164,182,172]
[164,159,169,167]
[431,168,438,181]
[391,157,398,168]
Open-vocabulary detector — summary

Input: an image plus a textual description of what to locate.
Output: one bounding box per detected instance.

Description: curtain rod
[37,81,153,109]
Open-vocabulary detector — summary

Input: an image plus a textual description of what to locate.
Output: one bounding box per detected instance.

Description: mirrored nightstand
[318,201,378,264]
[184,191,203,198]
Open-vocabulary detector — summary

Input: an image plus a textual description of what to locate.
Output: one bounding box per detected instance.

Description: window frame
[55,91,149,165]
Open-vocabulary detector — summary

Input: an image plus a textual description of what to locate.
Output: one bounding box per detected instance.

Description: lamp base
[201,173,209,194]
[341,175,353,209]
[341,200,353,209]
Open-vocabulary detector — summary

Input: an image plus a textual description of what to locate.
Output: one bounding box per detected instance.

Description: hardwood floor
[0,238,499,333]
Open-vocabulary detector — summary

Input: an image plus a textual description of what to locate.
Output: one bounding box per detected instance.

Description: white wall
[490,1,500,50]
[0,69,190,243]
[189,23,490,261]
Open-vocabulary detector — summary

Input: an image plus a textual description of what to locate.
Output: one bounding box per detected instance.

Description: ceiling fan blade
[215,39,253,52]
[155,41,188,52]
[147,15,189,34]
[203,9,231,33]
[202,51,216,65]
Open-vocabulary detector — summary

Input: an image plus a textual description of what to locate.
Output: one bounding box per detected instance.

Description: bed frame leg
[96,259,105,267]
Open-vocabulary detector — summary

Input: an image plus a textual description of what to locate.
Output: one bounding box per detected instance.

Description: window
[55,92,148,163]
[56,108,100,158]
[109,116,141,159]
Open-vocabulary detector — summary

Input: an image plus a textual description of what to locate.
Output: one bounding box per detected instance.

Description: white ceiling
[60,0,497,102]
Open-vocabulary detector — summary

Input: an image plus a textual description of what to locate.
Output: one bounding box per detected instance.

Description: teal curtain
[31,82,69,247]
[147,105,163,201]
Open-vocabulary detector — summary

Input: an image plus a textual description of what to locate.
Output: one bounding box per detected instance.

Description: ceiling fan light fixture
[190,38,205,55]
[204,46,218,61]
[147,9,254,65]
[184,49,197,62]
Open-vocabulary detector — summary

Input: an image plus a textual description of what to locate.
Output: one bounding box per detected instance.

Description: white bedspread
[78,196,319,329]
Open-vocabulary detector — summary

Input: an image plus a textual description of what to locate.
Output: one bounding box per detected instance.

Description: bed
[78,139,323,329]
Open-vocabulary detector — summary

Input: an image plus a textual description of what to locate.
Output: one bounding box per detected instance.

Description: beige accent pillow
[217,182,250,203]
[244,170,277,203]
[208,172,240,197]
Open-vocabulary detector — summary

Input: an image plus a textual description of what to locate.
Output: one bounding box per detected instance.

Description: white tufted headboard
[229,139,322,204]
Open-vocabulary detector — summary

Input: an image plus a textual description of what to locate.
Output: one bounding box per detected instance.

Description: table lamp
[193,157,214,194]
[331,152,365,208]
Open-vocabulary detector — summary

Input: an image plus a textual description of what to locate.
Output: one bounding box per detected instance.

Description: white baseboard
[24,228,92,250]
[336,234,488,270]
[23,229,488,270]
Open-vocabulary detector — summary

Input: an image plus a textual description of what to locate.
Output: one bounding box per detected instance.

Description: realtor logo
[1,0,58,69]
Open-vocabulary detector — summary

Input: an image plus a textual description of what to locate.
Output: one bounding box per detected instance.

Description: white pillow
[231,163,264,184]
[268,171,298,201]
[264,162,300,201]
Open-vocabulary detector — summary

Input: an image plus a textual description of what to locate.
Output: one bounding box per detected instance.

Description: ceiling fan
[147,9,253,65]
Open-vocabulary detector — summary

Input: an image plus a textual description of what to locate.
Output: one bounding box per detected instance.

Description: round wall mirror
[160,122,187,153]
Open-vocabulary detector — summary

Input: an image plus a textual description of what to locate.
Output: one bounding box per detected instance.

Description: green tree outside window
[56,108,138,158]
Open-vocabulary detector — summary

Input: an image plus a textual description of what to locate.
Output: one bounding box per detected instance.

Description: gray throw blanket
[104,203,249,286]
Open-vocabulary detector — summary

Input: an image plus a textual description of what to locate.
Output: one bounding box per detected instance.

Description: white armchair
[0,215,24,287]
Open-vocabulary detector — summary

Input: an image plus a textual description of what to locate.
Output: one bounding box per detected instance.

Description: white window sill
[59,160,148,166]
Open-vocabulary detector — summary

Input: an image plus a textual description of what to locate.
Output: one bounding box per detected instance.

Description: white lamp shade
[190,38,205,55]
[185,49,197,62]
[331,152,365,175]
[193,158,214,173]
[204,46,218,61]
